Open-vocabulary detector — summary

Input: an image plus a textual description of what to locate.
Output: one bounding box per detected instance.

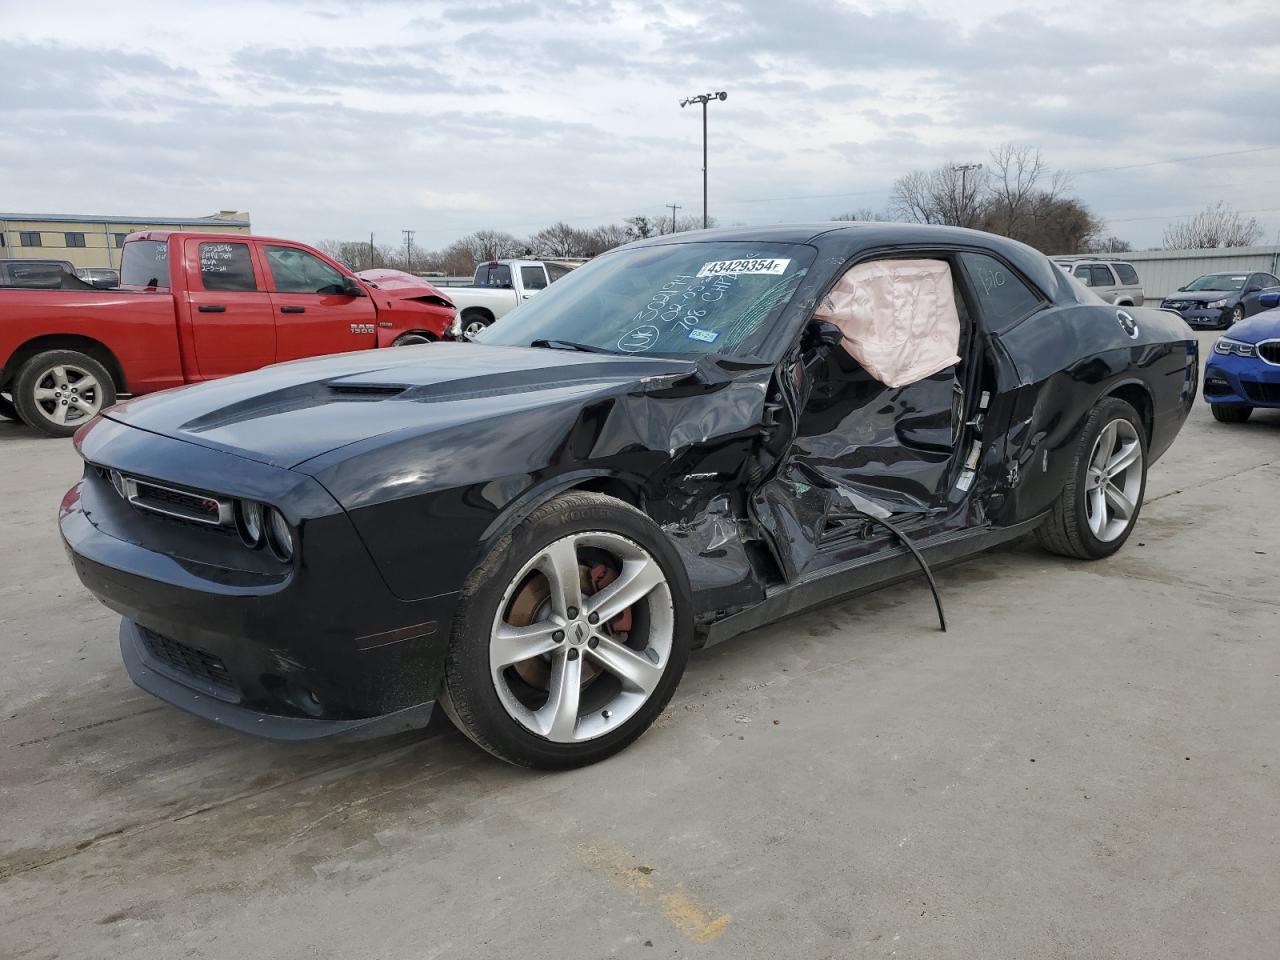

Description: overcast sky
[4,0,1279,251]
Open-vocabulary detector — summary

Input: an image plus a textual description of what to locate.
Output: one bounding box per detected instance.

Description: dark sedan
[60,223,1197,769]
[1161,271,1280,329]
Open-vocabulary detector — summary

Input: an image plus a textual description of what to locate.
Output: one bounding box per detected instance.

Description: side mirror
[803,320,846,352]
[341,276,366,297]
[1260,291,1280,309]
[1176,286,1187,292]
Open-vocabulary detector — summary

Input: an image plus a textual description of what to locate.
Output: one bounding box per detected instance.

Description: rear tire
[14,350,116,438]
[1037,397,1147,560]
[1211,404,1252,423]
[443,492,693,769]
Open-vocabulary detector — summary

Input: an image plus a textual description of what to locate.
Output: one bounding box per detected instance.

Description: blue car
[1203,291,1280,422]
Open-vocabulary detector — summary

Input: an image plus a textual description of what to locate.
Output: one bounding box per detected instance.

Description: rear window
[520,264,548,290]
[120,240,170,288]
[473,263,513,288]
[546,262,575,282]
[958,252,1045,332]
[1113,263,1139,285]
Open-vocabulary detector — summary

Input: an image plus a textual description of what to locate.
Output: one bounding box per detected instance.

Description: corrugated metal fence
[1055,246,1280,304]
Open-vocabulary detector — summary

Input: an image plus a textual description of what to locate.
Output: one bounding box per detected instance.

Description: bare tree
[316,239,397,271]
[585,223,633,253]
[832,208,891,222]
[1162,202,1263,249]
[889,164,988,228]
[1084,235,1132,254]
[527,222,593,257]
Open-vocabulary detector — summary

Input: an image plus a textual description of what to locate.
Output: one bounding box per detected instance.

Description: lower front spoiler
[120,620,436,742]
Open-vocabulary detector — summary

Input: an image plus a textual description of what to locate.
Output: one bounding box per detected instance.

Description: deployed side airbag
[814,259,961,388]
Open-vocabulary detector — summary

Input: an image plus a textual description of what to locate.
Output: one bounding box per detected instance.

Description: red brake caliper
[588,563,632,641]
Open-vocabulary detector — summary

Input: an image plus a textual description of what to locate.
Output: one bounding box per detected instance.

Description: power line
[1071,145,1280,177]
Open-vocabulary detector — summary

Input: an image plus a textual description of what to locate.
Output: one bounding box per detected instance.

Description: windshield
[475,241,815,358]
[1185,274,1246,292]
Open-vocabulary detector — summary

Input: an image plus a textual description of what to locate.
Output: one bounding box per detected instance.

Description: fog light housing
[236,500,265,548]
[266,507,294,562]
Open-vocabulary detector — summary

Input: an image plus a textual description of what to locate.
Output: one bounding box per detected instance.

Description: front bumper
[119,620,435,740]
[1203,353,1280,407]
[1164,304,1231,328]
[61,418,460,739]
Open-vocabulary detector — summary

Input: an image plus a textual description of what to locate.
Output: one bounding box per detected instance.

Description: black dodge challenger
[60,224,1198,768]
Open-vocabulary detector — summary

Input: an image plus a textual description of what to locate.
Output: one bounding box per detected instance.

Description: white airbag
[813,258,961,388]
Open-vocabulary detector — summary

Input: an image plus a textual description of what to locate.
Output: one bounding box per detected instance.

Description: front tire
[1037,397,1147,560]
[392,332,434,346]
[14,350,116,438]
[1226,305,1244,328]
[1211,404,1252,423]
[460,311,491,340]
[442,492,693,769]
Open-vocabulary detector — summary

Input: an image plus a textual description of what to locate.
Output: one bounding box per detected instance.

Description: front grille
[138,626,237,693]
[1242,381,1280,404]
[1258,341,1280,365]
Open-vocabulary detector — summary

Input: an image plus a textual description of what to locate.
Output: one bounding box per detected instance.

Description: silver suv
[1052,258,1144,306]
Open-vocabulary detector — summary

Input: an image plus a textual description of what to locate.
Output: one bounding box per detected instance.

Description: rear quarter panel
[993,303,1196,523]
[0,289,183,393]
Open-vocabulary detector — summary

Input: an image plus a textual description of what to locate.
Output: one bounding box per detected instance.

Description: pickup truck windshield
[120,240,170,289]
[475,242,814,358]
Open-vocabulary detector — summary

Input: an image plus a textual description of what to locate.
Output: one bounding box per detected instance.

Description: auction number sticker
[696,258,791,278]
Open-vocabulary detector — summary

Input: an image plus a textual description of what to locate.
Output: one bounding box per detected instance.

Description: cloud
[0,0,1278,250]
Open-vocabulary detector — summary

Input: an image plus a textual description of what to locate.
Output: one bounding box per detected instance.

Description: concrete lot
[2,330,1278,959]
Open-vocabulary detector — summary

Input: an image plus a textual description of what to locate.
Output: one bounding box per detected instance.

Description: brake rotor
[507,562,632,691]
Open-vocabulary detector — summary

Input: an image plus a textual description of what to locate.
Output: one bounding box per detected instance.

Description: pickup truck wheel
[461,312,491,340]
[0,393,21,423]
[392,332,434,346]
[14,350,116,438]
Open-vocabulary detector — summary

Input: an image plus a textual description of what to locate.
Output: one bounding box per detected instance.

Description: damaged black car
[60,223,1198,768]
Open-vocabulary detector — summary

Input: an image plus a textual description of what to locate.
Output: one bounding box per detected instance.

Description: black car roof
[624,222,1069,304]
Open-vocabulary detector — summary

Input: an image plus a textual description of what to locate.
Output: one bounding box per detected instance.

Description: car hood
[1164,290,1237,304]
[103,344,695,469]
[1219,309,1280,345]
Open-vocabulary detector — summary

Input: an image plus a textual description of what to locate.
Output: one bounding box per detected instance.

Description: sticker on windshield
[687,328,719,343]
[696,258,791,279]
[618,324,660,353]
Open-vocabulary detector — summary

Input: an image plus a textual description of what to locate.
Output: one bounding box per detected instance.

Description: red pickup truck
[0,232,456,436]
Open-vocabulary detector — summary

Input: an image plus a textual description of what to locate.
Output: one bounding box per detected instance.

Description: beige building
[0,211,251,271]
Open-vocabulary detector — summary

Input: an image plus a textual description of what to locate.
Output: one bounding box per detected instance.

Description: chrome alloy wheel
[462,318,487,340]
[1084,418,1143,542]
[489,532,674,743]
[31,363,104,428]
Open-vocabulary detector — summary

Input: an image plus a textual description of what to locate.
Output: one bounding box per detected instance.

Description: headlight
[266,507,294,562]
[448,316,461,337]
[1206,298,1229,309]
[1213,337,1255,357]
[236,500,265,547]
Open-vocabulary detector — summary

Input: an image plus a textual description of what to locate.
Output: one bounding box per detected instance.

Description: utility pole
[666,203,682,234]
[952,163,983,226]
[680,91,728,229]
[402,229,415,271]
[369,232,375,269]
